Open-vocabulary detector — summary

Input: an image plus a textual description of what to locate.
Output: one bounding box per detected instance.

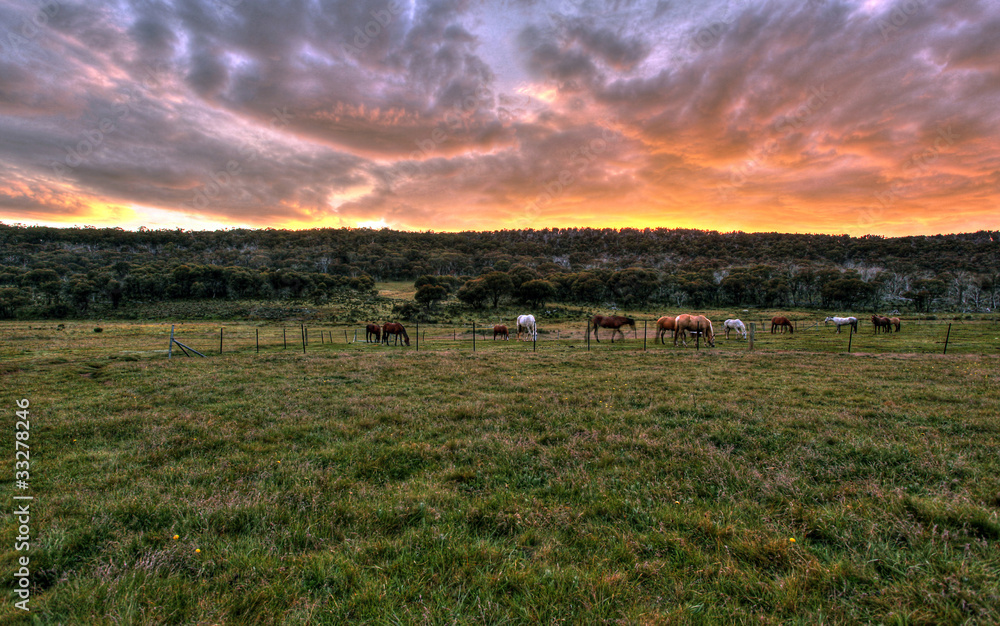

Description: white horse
[516,314,537,341]
[723,318,746,339]
[824,316,858,334]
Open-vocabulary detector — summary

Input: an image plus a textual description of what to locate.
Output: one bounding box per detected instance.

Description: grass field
[2,320,1000,623]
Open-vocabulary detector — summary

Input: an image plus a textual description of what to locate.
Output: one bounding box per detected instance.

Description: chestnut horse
[673,314,715,347]
[890,317,901,332]
[771,316,794,334]
[654,316,676,344]
[870,315,892,334]
[365,323,381,343]
[590,314,636,343]
[493,324,509,340]
[381,322,410,346]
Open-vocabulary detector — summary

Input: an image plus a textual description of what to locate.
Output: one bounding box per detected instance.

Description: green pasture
[1,318,999,623]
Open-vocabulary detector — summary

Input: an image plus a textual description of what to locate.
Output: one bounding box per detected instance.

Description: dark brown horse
[871,315,892,333]
[365,323,381,343]
[654,315,676,344]
[381,322,410,346]
[590,314,636,343]
[771,316,794,334]
[890,317,901,332]
[493,324,509,340]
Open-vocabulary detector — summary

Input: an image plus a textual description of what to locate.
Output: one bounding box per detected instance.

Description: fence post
[748,322,754,351]
[847,326,853,353]
[643,320,647,351]
[473,321,476,352]
[169,325,174,359]
[256,328,259,353]
[301,325,306,354]
[416,321,419,351]
[219,327,223,354]
[587,319,591,351]
[943,323,952,355]
[283,327,287,349]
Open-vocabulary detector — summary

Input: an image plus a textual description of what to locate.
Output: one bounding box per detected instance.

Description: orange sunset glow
[1,0,998,236]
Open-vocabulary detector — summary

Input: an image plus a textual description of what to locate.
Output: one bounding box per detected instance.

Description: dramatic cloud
[0,0,997,235]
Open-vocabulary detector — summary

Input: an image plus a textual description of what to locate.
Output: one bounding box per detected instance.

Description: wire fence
[157,317,1000,358]
[2,318,997,364]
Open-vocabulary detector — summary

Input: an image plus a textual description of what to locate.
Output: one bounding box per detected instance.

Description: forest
[1,223,997,318]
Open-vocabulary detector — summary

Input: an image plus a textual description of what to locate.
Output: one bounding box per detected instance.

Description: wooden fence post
[416,321,419,351]
[256,328,259,353]
[169,325,174,359]
[473,321,476,352]
[847,326,853,353]
[943,323,952,355]
[283,327,287,349]
[587,319,590,351]
[219,327,223,354]
[643,320,647,351]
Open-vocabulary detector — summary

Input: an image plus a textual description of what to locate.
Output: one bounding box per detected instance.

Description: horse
[824,316,857,334]
[516,314,537,341]
[890,317,901,332]
[493,324,509,340]
[870,315,892,334]
[381,322,410,346]
[771,316,794,334]
[365,323,381,343]
[590,314,636,343]
[654,316,676,344]
[723,318,746,339]
[674,314,715,347]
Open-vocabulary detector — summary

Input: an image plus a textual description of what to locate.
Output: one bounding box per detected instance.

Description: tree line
[0,223,996,318]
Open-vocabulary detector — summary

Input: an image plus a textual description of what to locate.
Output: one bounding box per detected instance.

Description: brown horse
[673,314,715,347]
[381,322,410,346]
[890,317,901,332]
[590,315,636,343]
[493,324,509,340]
[654,316,676,344]
[365,323,381,343]
[871,315,892,333]
[771,316,794,334]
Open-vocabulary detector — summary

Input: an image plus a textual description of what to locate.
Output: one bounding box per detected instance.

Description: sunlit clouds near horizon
[1,0,998,236]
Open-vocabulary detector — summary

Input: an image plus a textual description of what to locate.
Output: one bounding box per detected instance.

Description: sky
[0,0,998,236]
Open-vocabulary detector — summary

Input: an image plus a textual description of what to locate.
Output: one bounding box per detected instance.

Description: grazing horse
[493,324,509,341]
[365,323,381,343]
[771,316,794,334]
[890,317,901,332]
[674,314,715,347]
[870,315,892,334]
[516,314,537,341]
[590,315,636,343]
[723,318,747,339]
[654,316,676,344]
[381,322,410,346]
[824,316,858,334]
